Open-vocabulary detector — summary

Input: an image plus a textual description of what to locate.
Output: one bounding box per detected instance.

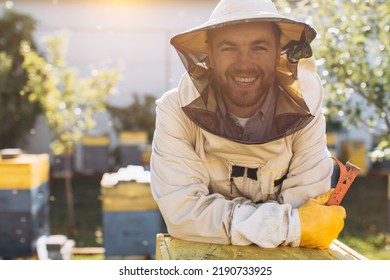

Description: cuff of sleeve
[283,208,301,247]
[230,203,257,246]
[231,202,301,248]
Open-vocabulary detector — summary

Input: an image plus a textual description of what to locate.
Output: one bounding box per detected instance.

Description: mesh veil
[172,20,316,144]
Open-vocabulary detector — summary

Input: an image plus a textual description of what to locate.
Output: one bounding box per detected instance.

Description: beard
[213,66,276,109]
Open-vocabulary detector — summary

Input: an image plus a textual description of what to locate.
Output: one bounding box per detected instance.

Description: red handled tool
[326,157,361,206]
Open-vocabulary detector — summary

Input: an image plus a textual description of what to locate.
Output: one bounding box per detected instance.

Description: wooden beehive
[155,234,367,260]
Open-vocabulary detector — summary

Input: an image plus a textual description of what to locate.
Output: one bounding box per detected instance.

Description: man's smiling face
[208,21,281,117]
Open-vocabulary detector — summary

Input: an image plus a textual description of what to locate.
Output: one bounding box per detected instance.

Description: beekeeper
[151,0,346,249]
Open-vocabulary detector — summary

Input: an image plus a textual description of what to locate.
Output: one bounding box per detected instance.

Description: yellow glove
[298,190,346,249]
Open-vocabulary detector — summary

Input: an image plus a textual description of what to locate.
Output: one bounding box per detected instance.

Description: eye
[253,45,267,52]
[221,46,235,52]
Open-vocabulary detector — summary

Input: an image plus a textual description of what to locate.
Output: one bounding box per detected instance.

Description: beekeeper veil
[170,0,318,144]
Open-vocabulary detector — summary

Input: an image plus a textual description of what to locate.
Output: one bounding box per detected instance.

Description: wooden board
[156,234,367,260]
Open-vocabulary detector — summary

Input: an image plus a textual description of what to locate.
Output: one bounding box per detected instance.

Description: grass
[336,173,390,260]
[49,174,103,248]
[71,254,105,260]
[48,172,390,260]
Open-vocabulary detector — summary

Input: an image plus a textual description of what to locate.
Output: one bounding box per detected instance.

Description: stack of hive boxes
[340,140,367,176]
[118,131,148,167]
[100,165,164,259]
[0,154,50,259]
[80,136,110,174]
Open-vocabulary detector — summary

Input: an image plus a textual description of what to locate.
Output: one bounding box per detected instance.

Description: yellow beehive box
[119,131,148,145]
[100,167,157,211]
[340,140,367,176]
[0,154,49,189]
[326,133,337,146]
[101,181,158,212]
[82,136,109,146]
[142,146,152,166]
[101,194,158,212]
[155,234,367,260]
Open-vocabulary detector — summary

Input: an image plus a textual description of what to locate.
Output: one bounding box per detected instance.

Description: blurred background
[0,0,389,260]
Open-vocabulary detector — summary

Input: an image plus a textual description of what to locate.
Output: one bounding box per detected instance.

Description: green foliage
[20,32,120,155]
[0,52,12,75]
[0,10,41,148]
[107,93,156,142]
[275,0,389,160]
[369,135,390,162]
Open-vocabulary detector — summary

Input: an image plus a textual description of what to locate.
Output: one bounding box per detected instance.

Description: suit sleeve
[278,58,333,208]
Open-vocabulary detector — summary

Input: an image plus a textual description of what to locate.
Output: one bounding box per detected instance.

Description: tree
[107,93,156,142]
[20,32,120,234]
[0,10,41,148]
[275,0,389,162]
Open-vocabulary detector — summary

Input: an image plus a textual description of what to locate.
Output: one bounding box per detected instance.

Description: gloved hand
[298,190,346,249]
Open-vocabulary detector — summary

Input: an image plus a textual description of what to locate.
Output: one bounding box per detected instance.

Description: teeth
[234,76,256,83]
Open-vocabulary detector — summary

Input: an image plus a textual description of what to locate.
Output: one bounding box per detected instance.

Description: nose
[236,49,255,69]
